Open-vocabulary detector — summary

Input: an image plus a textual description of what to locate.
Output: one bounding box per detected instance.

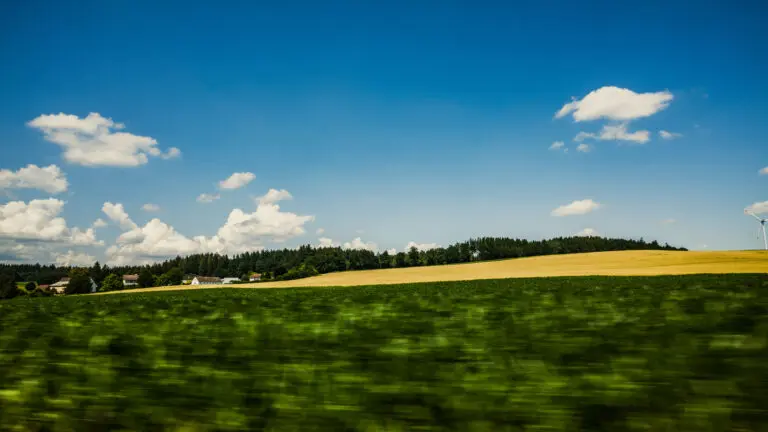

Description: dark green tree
[407,246,421,267]
[90,261,104,284]
[138,268,154,288]
[101,274,123,292]
[0,272,20,300]
[65,268,92,295]
[164,267,183,285]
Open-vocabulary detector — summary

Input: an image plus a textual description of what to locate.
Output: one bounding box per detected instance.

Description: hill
[105,250,768,294]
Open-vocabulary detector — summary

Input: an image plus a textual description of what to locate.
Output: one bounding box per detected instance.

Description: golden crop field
[102,250,768,295]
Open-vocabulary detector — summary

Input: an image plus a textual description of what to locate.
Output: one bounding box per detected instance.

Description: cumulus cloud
[102,202,138,230]
[551,199,601,217]
[659,130,682,140]
[759,167,768,176]
[92,218,107,229]
[575,228,599,237]
[405,241,440,251]
[745,201,768,215]
[0,164,68,194]
[219,172,255,190]
[161,147,182,159]
[0,199,100,245]
[55,250,96,267]
[343,237,378,252]
[104,190,314,264]
[257,188,292,205]
[576,143,591,153]
[317,237,337,248]
[142,203,160,212]
[197,193,220,203]
[555,86,673,122]
[27,112,177,167]
[575,124,650,144]
[386,248,397,255]
[549,141,565,151]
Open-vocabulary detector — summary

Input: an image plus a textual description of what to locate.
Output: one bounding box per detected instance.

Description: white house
[49,277,98,295]
[249,273,262,282]
[222,277,240,284]
[182,274,196,284]
[191,276,221,285]
[123,274,139,287]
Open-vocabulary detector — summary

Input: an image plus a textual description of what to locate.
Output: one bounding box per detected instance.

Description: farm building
[222,277,240,284]
[182,274,196,284]
[122,274,139,287]
[49,277,98,295]
[191,276,221,285]
[249,273,262,282]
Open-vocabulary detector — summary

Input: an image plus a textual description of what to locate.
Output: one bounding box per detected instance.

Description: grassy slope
[106,250,768,295]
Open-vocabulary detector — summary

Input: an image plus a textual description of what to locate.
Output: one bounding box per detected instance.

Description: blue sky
[1,0,767,265]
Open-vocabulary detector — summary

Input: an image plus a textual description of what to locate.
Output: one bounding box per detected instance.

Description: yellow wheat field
[102,250,768,295]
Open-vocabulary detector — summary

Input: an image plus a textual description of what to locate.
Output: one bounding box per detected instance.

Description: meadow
[2,274,768,431]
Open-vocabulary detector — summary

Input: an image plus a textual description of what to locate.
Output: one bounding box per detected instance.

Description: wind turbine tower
[745,209,768,250]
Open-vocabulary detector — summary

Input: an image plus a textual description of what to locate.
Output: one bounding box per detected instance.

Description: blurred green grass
[2,274,768,431]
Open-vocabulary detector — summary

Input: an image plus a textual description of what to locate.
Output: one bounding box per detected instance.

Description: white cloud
[555,86,673,122]
[659,130,682,140]
[551,199,601,217]
[405,241,440,251]
[92,218,107,229]
[102,202,138,230]
[0,164,68,194]
[0,241,58,263]
[575,124,650,144]
[219,172,255,190]
[759,167,768,176]
[55,250,96,267]
[214,202,314,250]
[105,190,314,264]
[745,201,768,215]
[197,193,220,203]
[316,228,325,235]
[386,248,397,255]
[27,112,177,167]
[256,188,292,205]
[142,203,160,212]
[317,237,337,248]
[661,218,676,225]
[0,199,100,245]
[549,141,565,151]
[343,237,378,252]
[161,147,182,159]
[576,143,591,153]
[575,228,599,237]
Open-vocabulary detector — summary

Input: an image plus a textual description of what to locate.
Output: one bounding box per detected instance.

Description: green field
[2,274,768,431]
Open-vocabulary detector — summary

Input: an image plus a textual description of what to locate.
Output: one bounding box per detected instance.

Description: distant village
[39,272,263,295]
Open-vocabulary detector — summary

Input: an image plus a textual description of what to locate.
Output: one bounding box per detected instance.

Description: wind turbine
[744,209,768,250]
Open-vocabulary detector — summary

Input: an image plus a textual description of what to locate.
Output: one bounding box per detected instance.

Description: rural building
[49,277,98,295]
[122,274,139,287]
[222,277,240,284]
[182,274,196,284]
[249,273,262,282]
[191,276,221,285]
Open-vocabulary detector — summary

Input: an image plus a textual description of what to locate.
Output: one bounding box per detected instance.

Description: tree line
[0,236,685,297]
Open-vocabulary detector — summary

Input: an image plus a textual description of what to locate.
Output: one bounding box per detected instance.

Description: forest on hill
[1,236,685,291]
